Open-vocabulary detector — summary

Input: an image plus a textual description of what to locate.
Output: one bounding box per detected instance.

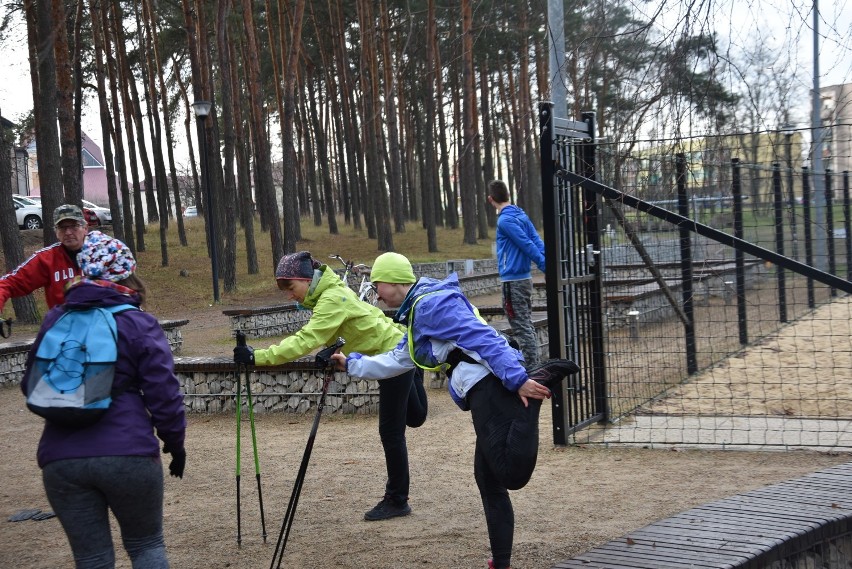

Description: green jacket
[254,265,404,366]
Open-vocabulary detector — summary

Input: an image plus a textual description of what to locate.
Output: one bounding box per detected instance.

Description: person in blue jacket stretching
[488,179,546,368]
[331,252,578,569]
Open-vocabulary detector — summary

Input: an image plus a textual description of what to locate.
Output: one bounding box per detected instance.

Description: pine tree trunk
[460,0,477,245]
[215,0,238,292]
[89,0,124,262]
[101,0,129,245]
[114,2,146,251]
[239,0,283,267]
[279,0,306,252]
[225,38,258,275]
[421,0,438,252]
[129,0,159,225]
[379,0,405,233]
[0,122,39,323]
[51,0,80,203]
[33,0,63,246]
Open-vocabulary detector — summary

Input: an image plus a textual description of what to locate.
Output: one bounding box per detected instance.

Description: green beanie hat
[371,252,416,284]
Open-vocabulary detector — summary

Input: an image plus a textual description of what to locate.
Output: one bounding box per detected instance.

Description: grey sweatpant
[42,455,169,569]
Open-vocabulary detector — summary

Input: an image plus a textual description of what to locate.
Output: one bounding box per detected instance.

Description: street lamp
[192,100,220,302]
[782,122,798,260]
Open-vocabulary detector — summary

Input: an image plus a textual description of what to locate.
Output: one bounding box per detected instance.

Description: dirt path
[4,284,852,568]
[2,382,849,569]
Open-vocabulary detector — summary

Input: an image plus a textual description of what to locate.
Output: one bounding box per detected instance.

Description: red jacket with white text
[0,244,78,312]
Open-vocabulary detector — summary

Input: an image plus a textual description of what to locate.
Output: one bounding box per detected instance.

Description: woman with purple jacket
[21,230,186,569]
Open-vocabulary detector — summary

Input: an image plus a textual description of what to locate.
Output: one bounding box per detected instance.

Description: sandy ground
[4,287,852,568]
[2,383,850,569]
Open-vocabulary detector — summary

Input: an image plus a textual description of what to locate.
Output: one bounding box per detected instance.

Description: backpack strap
[105,303,139,316]
[406,290,484,375]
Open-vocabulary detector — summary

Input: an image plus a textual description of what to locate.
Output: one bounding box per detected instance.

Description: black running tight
[468,374,542,569]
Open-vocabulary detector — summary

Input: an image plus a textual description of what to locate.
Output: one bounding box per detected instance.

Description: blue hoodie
[346,273,527,409]
[495,204,545,281]
[22,280,186,468]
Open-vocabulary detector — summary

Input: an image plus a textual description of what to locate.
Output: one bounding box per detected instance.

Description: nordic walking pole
[243,362,268,542]
[269,338,345,569]
[234,341,244,547]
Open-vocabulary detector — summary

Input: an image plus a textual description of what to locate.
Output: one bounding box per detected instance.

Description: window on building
[82,148,103,169]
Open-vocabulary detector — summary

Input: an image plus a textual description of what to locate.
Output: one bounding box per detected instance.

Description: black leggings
[468,374,542,569]
[378,368,428,503]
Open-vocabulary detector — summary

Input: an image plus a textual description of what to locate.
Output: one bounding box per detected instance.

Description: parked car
[81,199,112,226]
[13,200,43,230]
[83,208,99,227]
[13,194,39,206]
[184,205,198,218]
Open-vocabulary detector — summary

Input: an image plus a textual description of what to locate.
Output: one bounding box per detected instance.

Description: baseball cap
[53,204,86,227]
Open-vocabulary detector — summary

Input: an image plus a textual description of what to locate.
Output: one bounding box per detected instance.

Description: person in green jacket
[233,251,427,521]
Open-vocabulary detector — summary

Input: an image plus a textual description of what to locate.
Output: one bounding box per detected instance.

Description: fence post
[772,163,787,323]
[825,171,837,297]
[581,111,609,427]
[802,167,815,308]
[731,158,748,345]
[844,171,851,282]
[676,153,697,374]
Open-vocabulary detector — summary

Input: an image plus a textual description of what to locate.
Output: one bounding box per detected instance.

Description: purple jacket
[21,280,186,468]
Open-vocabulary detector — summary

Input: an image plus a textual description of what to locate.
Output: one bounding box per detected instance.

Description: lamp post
[782,122,798,260]
[192,100,220,303]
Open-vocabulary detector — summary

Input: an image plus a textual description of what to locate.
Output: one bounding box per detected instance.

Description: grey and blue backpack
[25,304,138,427]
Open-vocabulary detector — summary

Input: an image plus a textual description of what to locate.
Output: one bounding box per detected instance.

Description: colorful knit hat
[77,230,137,282]
[370,252,416,284]
[275,251,320,281]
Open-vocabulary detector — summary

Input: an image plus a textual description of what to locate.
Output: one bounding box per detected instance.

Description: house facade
[820,83,852,175]
[25,131,110,205]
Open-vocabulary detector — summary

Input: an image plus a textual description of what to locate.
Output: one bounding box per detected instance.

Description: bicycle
[328,254,378,305]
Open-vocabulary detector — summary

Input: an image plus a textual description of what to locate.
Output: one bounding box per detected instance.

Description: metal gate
[539,103,607,445]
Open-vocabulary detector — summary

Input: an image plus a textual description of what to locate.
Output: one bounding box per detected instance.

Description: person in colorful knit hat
[21,230,186,567]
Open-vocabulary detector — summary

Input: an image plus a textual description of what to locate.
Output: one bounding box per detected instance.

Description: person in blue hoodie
[331,252,578,569]
[488,179,546,368]
[21,230,186,569]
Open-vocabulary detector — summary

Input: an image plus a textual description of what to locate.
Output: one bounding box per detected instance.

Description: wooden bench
[552,461,852,569]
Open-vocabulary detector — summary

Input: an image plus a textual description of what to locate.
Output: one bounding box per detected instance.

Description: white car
[81,199,113,226]
[12,198,43,230]
[184,205,198,217]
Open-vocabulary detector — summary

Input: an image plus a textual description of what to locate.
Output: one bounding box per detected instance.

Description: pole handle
[315,337,345,368]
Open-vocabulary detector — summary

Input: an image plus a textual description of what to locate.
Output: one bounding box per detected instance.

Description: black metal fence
[541,103,852,450]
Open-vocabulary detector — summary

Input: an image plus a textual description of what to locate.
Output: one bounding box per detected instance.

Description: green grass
[5,214,498,333]
[119,215,497,316]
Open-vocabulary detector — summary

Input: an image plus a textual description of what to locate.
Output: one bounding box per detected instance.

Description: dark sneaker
[364,496,411,521]
[527,358,580,389]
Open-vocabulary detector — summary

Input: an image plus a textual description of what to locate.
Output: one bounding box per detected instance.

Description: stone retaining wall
[177,316,549,415]
[0,319,188,388]
[175,358,393,415]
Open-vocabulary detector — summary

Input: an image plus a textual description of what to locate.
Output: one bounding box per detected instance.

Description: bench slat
[553,461,852,569]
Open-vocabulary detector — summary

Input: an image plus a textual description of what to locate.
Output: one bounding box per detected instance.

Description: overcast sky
[0,0,849,167]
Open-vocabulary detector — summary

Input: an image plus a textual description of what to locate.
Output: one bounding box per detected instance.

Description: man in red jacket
[0,204,89,314]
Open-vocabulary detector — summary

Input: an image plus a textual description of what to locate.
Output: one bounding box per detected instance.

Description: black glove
[315,338,346,369]
[165,447,186,479]
[234,344,255,365]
